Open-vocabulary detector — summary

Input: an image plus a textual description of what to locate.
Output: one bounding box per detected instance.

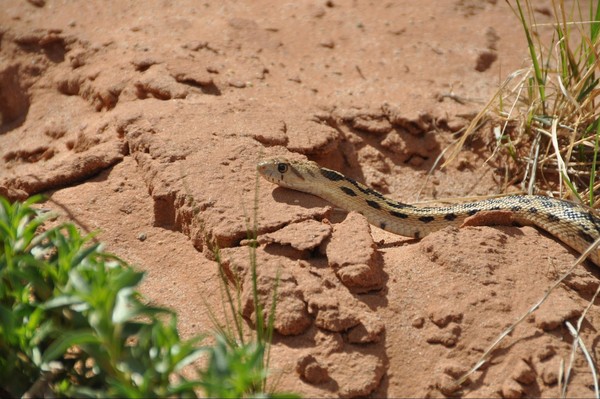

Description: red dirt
[1,1,599,397]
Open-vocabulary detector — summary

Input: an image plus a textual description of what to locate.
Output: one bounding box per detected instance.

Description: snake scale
[257,157,600,267]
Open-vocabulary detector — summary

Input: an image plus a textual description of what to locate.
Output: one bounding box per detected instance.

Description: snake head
[257,157,320,192]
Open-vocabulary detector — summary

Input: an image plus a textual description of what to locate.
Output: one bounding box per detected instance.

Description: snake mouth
[256,161,270,174]
[257,162,279,184]
[256,161,269,173]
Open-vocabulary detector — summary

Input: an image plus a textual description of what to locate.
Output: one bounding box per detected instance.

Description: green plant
[201,168,297,399]
[199,334,268,398]
[0,195,204,397]
[206,244,289,399]
[0,195,296,398]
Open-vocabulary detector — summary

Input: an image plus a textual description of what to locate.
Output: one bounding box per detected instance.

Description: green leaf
[42,330,100,363]
[0,304,15,336]
[68,269,91,295]
[43,294,83,309]
[174,347,204,371]
[112,287,140,323]
[71,243,102,268]
[112,268,145,292]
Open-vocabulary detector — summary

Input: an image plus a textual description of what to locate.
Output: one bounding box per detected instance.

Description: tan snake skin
[257,157,600,267]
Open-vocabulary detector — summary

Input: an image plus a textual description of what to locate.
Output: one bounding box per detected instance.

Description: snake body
[257,157,600,267]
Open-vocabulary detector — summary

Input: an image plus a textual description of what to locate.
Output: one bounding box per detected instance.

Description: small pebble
[412,316,425,328]
[512,359,536,385]
[437,374,461,396]
[228,79,246,88]
[501,379,523,398]
[296,354,329,384]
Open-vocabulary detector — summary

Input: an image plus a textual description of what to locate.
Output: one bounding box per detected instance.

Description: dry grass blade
[445,0,600,204]
[561,264,600,398]
[441,7,600,389]
[456,236,600,387]
[442,70,523,169]
[563,319,600,398]
[550,117,572,197]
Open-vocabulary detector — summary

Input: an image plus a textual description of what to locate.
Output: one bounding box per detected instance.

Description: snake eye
[277,163,288,173]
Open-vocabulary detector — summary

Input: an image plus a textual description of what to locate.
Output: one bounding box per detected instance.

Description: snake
[257,157,600,267]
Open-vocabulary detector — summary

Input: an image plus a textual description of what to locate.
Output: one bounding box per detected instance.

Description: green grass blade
[590,120,600,206]
[591,0,600,42]
[515,0,546,111]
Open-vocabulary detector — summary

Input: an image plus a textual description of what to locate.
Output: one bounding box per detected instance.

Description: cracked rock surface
[2,1,599,397]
